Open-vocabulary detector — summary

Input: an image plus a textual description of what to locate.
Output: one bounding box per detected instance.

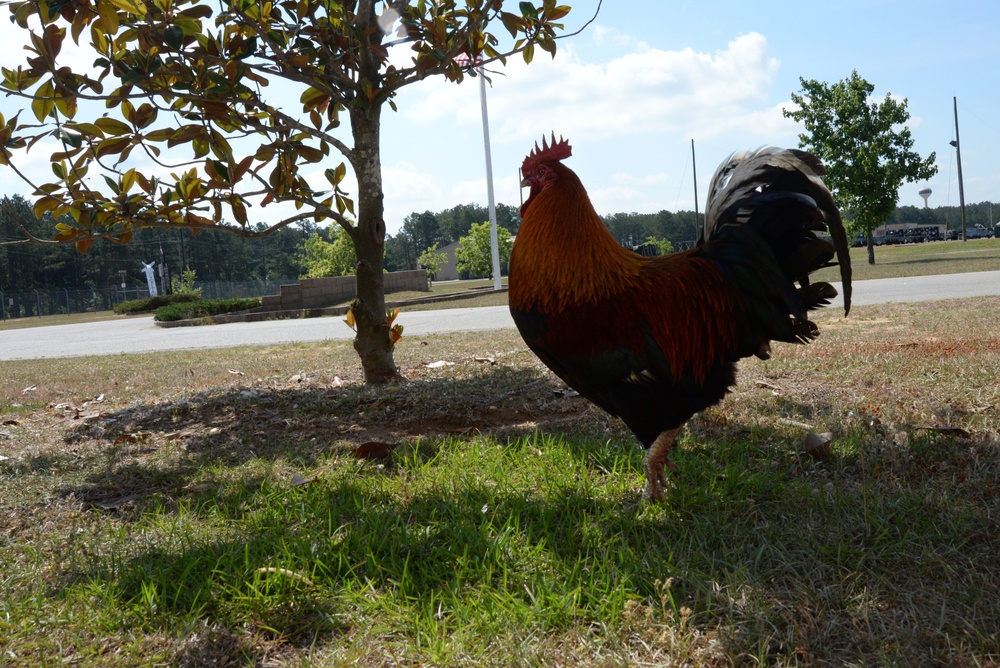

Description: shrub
[171,268,203,297]
[154,297,262,322]
[114,293,201,315]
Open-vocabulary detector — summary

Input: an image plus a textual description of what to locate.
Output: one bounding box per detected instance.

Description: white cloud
[591,25,647,50]
[401,32,782,146]
[380,161,522,229]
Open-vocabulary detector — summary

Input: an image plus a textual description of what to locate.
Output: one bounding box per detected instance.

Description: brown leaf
[2,419,18,426]
[185,482,214,493]
[778,417,816,431]
[754,380,783,392]
[89,495,139,512]
[355,441,398,461]
[804,431,833,461]
[257,567,314,586]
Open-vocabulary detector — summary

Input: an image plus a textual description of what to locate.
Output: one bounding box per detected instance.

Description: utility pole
[950,96,967,242]
[691,139,700,245]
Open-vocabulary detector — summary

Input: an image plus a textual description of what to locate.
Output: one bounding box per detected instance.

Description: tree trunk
[349,105,402,383]
[866,230,876,265]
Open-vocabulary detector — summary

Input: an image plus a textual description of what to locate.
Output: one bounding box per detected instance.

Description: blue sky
[2,1,998,235]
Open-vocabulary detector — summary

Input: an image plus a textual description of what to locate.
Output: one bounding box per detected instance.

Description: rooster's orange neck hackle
[511,135,642,314]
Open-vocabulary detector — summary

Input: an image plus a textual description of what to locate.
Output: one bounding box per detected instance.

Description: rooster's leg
[643,428,680,502]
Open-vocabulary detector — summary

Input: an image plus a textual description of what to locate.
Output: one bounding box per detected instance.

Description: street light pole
[691,139,699,244]
[477,64,503,291]
[950,96,967,242]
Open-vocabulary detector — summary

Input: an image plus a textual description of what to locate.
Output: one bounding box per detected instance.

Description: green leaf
[121,69,145,86]
[325,162,346,187]
[519,2,538,20]
[58,127,83,148]
[31,81,55,121]
[163,25,184,50]
[95,135,132,158]
[103,174,121,195]
[94,117,132,136]
[545,4,571,21]
[96,0,119,34]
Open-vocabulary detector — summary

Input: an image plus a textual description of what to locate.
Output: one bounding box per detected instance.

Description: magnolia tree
[0,0,585,382]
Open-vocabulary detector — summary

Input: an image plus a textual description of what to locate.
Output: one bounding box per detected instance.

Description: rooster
[508,135,851,501]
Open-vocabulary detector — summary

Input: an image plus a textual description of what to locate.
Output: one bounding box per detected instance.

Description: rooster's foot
[642,428,680,502]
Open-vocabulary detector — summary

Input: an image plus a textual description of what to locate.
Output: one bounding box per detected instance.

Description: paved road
[2,271,999,361]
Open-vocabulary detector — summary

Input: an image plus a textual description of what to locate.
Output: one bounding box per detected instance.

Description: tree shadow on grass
[58,428,1000,666]
[46,364,1000,664]
[55,452,762,658]
[54,364,599,510]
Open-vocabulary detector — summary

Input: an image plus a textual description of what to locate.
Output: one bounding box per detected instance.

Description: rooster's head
[520,133,572,216]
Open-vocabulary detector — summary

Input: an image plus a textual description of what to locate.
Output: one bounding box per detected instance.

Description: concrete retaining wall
[260,270,428,311]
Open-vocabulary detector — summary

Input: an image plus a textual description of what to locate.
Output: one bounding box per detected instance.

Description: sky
[1,0,999,236]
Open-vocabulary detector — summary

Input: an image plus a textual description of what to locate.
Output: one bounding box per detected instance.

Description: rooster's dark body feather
[508,138,851,500]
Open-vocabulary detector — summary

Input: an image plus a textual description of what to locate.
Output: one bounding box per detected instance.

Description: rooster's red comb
[521,133,572,174]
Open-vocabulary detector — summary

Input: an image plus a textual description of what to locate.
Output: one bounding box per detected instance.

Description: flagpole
[478,63,503,291]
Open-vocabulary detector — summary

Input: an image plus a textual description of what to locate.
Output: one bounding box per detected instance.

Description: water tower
[918,187,932,208]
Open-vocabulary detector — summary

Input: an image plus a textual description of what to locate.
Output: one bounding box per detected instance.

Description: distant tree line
[887,202,998,232]
[3,193,996,292]
[601,210,703,251]
[383,203,522,272]
[384,205,703,274]
[1,195,310,292]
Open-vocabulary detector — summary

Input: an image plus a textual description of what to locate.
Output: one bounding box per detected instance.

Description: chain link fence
[0,280,298,320]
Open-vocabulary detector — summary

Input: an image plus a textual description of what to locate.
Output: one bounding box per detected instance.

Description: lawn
[1,296,998,666]
[812,237,1000,282]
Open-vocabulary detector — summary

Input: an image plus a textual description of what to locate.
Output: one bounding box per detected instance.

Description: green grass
[1,298,999,665]
[813,237,1000,282]
[0,309,121,331]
